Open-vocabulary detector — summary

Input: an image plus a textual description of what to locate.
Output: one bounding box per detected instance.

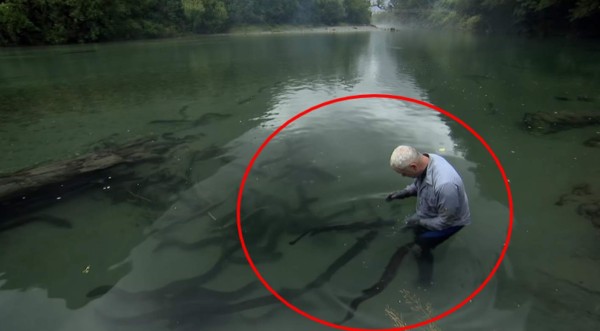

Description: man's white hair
[390,145,420,169]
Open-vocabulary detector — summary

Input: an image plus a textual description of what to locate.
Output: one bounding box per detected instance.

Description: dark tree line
[0,0,372,46]
[386,0,600,37]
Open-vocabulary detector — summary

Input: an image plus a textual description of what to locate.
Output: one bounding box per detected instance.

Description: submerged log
[522,111,600,134]
[0,136,182,204]
[583,136,600,148]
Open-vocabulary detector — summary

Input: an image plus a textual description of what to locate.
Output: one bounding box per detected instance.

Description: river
[0,29,599,331]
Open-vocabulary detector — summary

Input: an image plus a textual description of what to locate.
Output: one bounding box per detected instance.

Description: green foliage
[390,0,434,12]
[460,14,483,29]
[428,0,488,30]
[1,0,596,45]
[200,0,229,32]
[317,0,346,25]
[344,0,371,24]
[225,0,262,24]
[570,0,600,20]
[293,0,318,24]
[0,0,373,46]
[183,0,228,33]
[261,0,299,24]
[0,1,34,45]
[182,0,205,21]
[0,0,187,45]
[226,0,371,26]
[390,0,600,36]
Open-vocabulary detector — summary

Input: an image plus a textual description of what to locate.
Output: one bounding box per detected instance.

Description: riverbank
[226,24,381,35]
[0,25,386,49]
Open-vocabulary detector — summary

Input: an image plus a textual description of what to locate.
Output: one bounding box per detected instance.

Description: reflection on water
[0,30,599,331]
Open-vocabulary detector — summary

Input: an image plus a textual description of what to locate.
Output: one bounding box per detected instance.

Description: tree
[225,0,262,24]
[182,0,228,33]
[201,0,228,32]
[0,1,34,45]
[317,0,346,25]
[570,0,600,20]
[344,0,371,24]
[261,0,299,24]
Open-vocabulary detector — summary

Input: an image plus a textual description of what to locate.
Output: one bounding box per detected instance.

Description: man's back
[415,154,471,230]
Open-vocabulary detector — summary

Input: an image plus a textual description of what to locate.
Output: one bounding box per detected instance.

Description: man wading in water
[386,145,471,287]
[295,145,473,324]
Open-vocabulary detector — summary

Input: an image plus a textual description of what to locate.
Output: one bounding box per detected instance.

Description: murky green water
[0,30,599,331]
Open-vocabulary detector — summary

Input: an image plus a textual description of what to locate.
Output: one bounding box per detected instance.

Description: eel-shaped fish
[338,241,414,324]
[289,218,396,245]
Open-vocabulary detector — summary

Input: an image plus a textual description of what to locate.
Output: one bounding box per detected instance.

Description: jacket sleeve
[403,182,418,196]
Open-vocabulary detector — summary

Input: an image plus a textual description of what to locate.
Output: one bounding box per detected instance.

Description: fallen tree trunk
[522,111,600,134]
[0,136,180,204]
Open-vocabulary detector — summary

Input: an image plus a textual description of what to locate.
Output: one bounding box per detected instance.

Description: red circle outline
[236,94,513,330]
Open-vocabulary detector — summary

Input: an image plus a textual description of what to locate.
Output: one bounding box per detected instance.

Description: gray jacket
[403,154,471,231]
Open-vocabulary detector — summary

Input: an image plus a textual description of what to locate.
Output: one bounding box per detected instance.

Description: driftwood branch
[0,136,180,204]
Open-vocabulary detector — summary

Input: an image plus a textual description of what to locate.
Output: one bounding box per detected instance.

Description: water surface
[1,30,599,331]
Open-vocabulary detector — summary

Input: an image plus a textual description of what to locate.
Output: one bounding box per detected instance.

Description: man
[386,145,470,286]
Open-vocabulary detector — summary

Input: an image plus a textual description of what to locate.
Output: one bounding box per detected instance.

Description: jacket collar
[423,153,435,186]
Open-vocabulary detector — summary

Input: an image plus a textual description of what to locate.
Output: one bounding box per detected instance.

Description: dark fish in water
[554,96,571,101]
[86,285,114,298]
[181,244,241,286]
[38,216,73,228]
[237,96,255,104]
[178,105,190,119]
[185,145,228,180]
[226,231,379,314]
[289,218,396,245]
[149,104,193,125]
[572,183,592,196]
[229,250,283,265]
[486,102,497,115]
[193,113,232,126]
[275,164,339,183]
[148,199,226,236]
[257,81,282,93]
[161,132,206,141]
[577,201,600,228]
[102,281,262,327]
[320,205,357,221]
[463,74,493,85]
[256,153,290,169]
[577,96,594,102]
[583,136,600,148]
[303,230,378,290]
[62,49,96,55]
[103,232,378,328]
[294,185,319,214]
[555,183,592,205]
[338,242,414,324]
[218,155,236,165]
[149,119,191,125]
[153,236,223,252]
[191,145,228,162]
[0,215,72,232]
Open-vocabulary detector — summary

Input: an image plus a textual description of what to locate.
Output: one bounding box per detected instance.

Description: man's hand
[404,213,420,228]
[385,189,411,202]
